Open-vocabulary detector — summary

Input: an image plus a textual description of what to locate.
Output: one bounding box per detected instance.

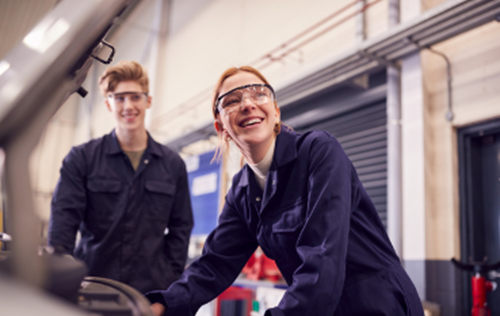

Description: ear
[146,95,152,109]
[214,120,224,134]
[275,104,281,121]
[105,99,112,112]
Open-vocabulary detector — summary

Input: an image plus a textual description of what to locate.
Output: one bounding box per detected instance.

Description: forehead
[219,72,265,96]
[112,80,144,94]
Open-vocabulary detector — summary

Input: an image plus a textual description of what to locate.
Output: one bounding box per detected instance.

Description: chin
[120,124,140,132]
[240,134,271,146]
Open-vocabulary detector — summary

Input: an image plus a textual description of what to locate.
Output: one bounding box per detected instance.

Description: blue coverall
[48,130,193,293]
[147,128,424,315]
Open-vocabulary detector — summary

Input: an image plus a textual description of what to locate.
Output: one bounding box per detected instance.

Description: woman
[147,66,424,315]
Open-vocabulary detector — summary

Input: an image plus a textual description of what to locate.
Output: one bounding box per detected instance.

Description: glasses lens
[218,85,273,114]
[108,92,146,104]
[249,86,273,105]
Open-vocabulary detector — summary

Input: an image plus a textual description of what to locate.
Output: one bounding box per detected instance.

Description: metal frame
[277,0,500,106]
[0,0,134,292]
[80,276,154,316]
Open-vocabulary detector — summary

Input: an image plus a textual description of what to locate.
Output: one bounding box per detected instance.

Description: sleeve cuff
[265,307,285,316]
[144,290,167,306]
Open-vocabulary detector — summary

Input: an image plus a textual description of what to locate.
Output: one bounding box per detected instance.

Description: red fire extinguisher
[452,258,500,316]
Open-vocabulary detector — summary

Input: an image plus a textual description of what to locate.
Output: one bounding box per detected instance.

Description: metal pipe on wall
[356,0,367,43]
[386,0,403,259]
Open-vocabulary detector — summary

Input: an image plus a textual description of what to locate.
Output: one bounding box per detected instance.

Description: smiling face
[215,71,280,162]
[105,80,151,135]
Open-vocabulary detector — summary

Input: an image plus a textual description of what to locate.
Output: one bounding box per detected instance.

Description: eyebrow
[109,91,146,96]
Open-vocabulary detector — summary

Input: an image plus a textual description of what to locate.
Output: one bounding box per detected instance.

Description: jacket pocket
[272,208,304,233]
[86,178,122,223]
[145,180,175,220]
[145,181,175,196]
[271,199,305,233]
[269,200,305,263]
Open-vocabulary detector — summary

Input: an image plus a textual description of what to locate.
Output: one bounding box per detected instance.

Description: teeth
[243,118,262,127]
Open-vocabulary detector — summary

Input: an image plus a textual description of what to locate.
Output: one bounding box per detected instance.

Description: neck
[115,127,148,151]
[240,136,275,165]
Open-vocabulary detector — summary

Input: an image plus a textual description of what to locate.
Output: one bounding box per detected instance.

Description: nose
[239,95,256,111]
[123,96,134,109]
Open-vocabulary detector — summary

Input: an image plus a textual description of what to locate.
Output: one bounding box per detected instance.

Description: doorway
[458,118,500,315]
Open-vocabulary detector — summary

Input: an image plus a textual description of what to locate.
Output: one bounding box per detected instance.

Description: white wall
[148,0,389,143]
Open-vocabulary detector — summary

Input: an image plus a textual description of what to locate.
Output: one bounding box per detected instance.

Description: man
[48,60,193,294]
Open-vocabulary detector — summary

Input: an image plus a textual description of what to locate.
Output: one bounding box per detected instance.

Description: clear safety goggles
[216,84,275,115]
[107,91,148,105]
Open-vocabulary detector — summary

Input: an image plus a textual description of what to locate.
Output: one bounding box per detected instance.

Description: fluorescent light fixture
[0,61,10,77]
[0,82,22,104]
[0,81,23,122]
[23,18,70,53]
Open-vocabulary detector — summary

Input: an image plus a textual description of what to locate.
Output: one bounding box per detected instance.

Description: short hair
[98,60,149,95]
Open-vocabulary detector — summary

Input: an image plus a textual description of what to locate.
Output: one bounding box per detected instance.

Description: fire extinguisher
[452,258,500,316]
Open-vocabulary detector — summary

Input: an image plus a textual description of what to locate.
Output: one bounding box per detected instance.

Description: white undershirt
[246,139,276,190]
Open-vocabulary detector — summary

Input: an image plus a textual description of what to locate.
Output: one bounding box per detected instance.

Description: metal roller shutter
[295,100,388,227]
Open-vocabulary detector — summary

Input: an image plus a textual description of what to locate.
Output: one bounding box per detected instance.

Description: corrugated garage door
[296,101,388,226]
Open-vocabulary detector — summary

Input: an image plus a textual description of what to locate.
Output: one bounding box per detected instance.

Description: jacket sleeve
[163,160,194,279]
[146,194,258,316]
[47,147,87,254]
[266,132,356,316]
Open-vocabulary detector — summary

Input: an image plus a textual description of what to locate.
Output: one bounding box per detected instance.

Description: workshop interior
[1,0,500,315]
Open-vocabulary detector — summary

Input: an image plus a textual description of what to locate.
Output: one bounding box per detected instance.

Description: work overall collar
[237,128,298,213]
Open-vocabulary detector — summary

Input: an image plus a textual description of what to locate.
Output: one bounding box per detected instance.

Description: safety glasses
[107,91,148,106]
[216,84,275,115]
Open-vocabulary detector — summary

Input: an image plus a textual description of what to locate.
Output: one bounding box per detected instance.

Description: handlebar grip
[451,258,500,273]
[451,258,474,271]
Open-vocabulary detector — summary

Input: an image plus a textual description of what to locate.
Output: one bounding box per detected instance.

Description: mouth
[239,117,263,127]
[122,112,138,121]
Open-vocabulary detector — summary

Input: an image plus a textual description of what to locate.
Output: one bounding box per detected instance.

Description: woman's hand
[150,303,166,316]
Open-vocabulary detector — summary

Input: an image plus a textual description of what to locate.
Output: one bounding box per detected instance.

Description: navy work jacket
[48,130,193,293]
[147,129,423,315]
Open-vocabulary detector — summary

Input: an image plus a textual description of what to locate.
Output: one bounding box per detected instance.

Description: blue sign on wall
[185,150,221,236]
